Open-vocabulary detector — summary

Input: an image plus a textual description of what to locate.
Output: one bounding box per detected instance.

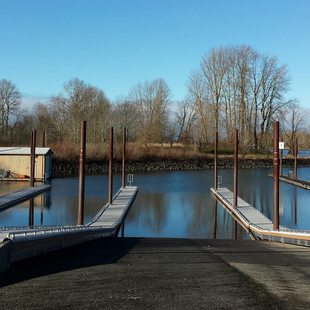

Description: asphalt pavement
[0,237,309,309]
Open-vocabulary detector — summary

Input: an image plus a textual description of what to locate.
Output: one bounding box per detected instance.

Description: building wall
[0,155,49,179]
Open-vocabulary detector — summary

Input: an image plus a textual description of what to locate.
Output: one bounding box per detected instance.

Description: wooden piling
[77,121,86,225]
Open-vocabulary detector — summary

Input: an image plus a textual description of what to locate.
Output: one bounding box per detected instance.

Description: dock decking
[89,186,138,229]
[279,175,310,190]
[0,185,51,211]
[211,187,310,246]
[0,186,138,270]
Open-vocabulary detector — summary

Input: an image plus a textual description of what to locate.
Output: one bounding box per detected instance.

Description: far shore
[51,157,310,178]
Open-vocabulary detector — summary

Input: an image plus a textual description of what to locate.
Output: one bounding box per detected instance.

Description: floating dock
[279,175,310,190]
[89,186,138,230]
[211,187,310,246]
[0,185,51,211]
[0,186,138,272]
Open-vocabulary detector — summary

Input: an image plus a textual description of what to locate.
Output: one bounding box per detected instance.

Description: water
[0,168,309,239]
[282,149,310,157]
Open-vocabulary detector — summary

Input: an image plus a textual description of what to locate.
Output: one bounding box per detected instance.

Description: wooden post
[214,131,218,189]
[30,130,36,187]
[77,121,86,225]
[109,127,114,204]
[122,127,126,188]
[273,121,279,230]
[294,137,298,179]
[233,128,238,240]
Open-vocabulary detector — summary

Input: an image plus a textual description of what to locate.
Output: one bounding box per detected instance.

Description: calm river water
[0,167,309,239]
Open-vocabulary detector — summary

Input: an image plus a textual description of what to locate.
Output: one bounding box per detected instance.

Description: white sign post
[279,142,285,150]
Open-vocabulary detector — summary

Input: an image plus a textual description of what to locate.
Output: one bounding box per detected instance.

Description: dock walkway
[89,186,138,229]
[0,186,138,272]
[211,187,310,245]
[279,174,310,190]
[0,185,51,211]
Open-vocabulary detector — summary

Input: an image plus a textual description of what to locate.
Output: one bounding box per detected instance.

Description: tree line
[1,45,309,154]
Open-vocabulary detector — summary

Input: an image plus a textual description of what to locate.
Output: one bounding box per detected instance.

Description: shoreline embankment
[52,157,310,178]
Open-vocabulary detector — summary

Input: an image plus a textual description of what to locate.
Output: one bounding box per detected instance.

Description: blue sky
[1,0,310,109]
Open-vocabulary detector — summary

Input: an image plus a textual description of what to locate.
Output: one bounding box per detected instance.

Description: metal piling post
[109,127,114,204]
[77,121,86,225]
[273,121,280,230]
[214,131,218,189]
[42,130,46,147]
[294,137,298,179]
[233,128,238,240]
[30,129,36,187]
[122,127,126,188]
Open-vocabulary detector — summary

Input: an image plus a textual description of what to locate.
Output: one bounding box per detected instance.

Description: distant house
[0,147,52,181]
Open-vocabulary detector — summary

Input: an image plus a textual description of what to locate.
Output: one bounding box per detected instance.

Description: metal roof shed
[0,147,52,181]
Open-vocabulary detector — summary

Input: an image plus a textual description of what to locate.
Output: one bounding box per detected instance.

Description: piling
[280,139,283,175]
[42,130,46,147]
[273,121,279,230]
[294,137,298,179]
[214,131,218,189]
[212,199,218,239]
[122,127,126,188]
[28,198,34,227]
[233,128,238,240]
[30,130,36,187]
[77,121,86,225]
[109,127,114,204]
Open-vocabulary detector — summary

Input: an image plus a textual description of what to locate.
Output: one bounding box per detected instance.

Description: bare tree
[187,45,290,152]
[111,98,140,142]
[0,79,21,139]
[175,99,197,144]
[49,78,111,144]
[201,47,228,134]
[281,100,303,155]
[257,56,290,150]
[187,70,209,143]
[129,78,170,145]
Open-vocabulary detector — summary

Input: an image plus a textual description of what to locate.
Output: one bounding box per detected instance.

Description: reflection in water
[292,187,297,225]
[212,199,217,239]
[28,198,34,227]
[126,192,167,234]
[0,168,309,239]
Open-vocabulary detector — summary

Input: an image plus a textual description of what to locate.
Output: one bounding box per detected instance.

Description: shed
[0,147,52,181]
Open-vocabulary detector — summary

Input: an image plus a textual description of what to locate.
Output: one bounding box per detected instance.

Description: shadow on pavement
[0,237,141,288]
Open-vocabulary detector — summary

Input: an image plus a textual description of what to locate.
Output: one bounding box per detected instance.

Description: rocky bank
[52,157,310,178]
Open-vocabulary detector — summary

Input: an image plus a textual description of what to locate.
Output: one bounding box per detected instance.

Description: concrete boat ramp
[0,238,309,309]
